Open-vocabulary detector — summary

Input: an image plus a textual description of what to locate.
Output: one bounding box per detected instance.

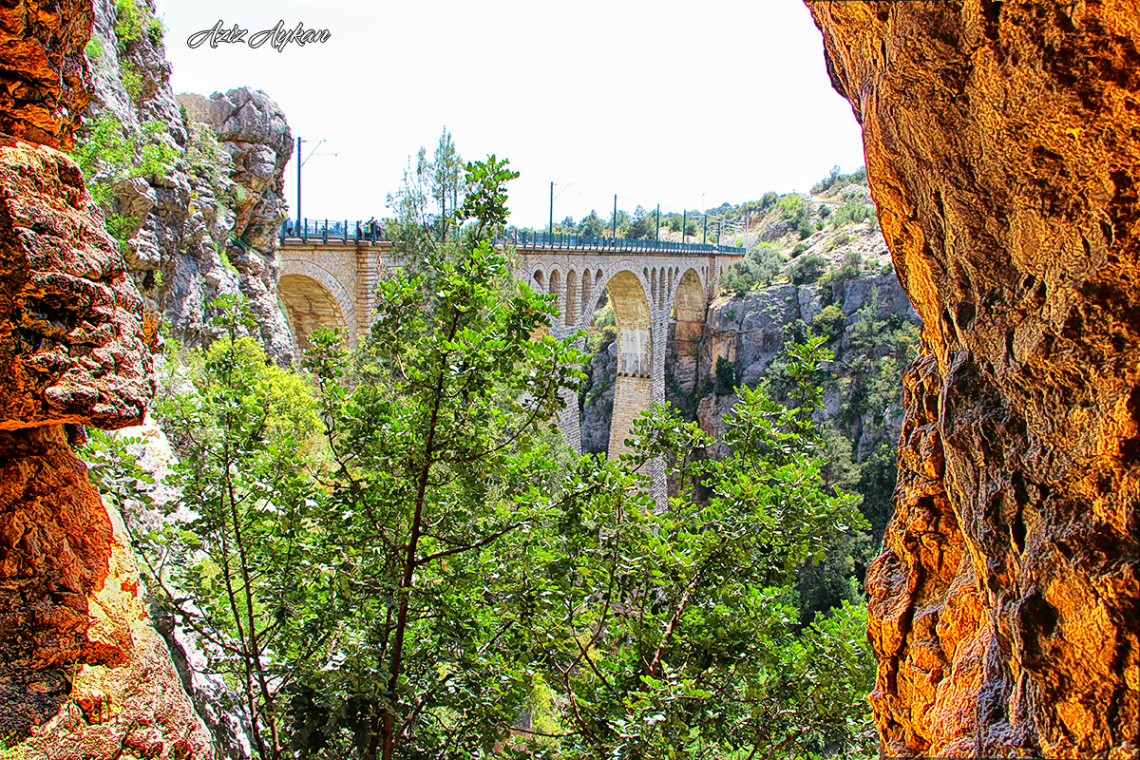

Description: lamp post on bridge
[294,136,335,238]
[296,136,303,234]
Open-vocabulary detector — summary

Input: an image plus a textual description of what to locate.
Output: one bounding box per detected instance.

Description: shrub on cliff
[721,244,782,296]
[787,253,827,285]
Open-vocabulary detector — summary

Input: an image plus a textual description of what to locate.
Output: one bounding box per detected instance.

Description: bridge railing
[279,219,745,254]
[499,230,745,254]
[280,219,385,244]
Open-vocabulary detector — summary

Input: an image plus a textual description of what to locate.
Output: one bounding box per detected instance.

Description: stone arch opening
[279,273,350,353]
[601,269,653,460]
[533,270,544,290]
[669,268,705,395]
[566,270,579,326]
[580,268,592,318]
[549,269,563,322]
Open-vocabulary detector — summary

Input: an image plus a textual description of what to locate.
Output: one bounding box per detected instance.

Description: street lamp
[294,137,335,237]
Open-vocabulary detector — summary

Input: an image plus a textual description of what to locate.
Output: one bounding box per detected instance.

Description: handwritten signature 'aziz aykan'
[187,21,330,52]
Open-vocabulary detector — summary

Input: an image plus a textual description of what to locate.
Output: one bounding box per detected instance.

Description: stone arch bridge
[277,230,743,463]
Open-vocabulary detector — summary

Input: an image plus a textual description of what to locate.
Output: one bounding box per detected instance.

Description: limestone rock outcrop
[85,0,295,362]
[806,1,1140,756]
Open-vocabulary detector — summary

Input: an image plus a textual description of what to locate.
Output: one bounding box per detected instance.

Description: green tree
[721,244,782,296]
[787,253,827,286]
[140,297,331,760]
[300,155,587,760]
[580,209,606,238]
[386,128,468,256]
[520,336,876,759]
[627,205,656,240]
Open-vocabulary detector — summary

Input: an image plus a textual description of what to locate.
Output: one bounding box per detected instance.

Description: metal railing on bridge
[500,230,745,254]
[280,219,385,244]
[279,219,746,255]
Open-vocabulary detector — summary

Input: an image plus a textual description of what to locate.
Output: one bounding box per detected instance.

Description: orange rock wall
[806,1,1139,757]
[0,1,211,756]
[0,0,92,149]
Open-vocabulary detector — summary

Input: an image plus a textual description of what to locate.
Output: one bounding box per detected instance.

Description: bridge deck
[278,222,746,256]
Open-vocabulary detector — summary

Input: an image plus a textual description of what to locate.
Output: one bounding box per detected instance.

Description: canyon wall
[806,1,1139,757]
[86,0,294,362]
[0,1,211,756]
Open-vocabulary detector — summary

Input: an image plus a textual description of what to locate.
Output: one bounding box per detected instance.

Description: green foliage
[811,165,868,195]
[295,155,586,759]
[778,193,803,218]
[832,201,873,228]
[811,165,843,195]
[85,35,105,66]
[140,297,330,760]
[777,193,815,240]
[69,112,177,250]
[386,129,469,253]
[219,250,239,274]
[625,205,657,240]
[715,354,738,395]
[787,253,827,285]
[102,147,885,760]
[148,14,165,46]
[114,0,145,47]
[120,62,146,105]
[813,303,846,343]
[579,209,606,237]
[855,443,898,548]
[520,334,875,758]
[185,121,227,192]
[585,300,616,355]
[721,244,782,297]
[834,291,920,432]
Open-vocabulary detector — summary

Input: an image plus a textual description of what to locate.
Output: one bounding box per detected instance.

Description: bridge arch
[278,258,358,352]
[585,263,654,460]
[565,270,579,326]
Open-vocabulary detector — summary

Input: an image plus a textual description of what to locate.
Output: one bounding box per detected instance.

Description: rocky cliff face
[687,271,919,449]
[0,8,211,753]
[0,0,92,150]
[806,1,1139,756]
[85,0,294,362]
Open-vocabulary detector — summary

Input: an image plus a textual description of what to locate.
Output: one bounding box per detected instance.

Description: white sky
[159,0,865,229]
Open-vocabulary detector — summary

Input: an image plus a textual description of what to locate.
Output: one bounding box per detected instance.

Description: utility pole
[613,194,617,238]
[703,213,708,245]
[682,210,687,243]
[549,181,554,242]
[295,136,335,235]
[296,136,303,234]
[656,204,660,241]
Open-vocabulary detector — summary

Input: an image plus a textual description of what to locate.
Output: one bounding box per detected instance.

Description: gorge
[0,0,1136,758]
